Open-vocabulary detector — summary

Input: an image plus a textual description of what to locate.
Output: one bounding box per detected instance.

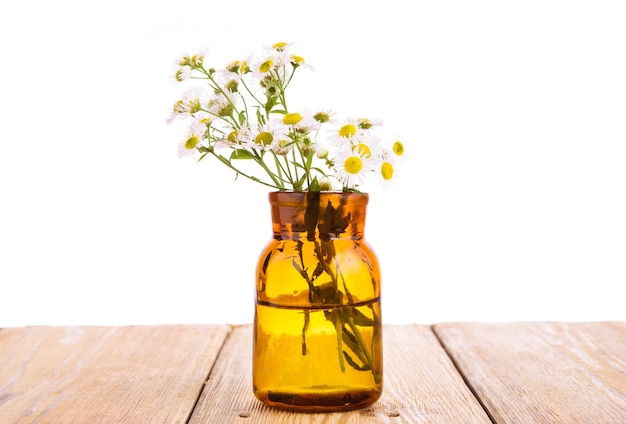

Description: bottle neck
[269,191,369,240]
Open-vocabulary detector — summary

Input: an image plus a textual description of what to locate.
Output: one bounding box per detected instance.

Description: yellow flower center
[189,99,201,114]
[353,143,371,158]
[358,118,373,129]
[255,131,274,146]
[272,42,288,50]
[225,79,239,92]
[227,130,238,143]
[283,113,302,125]
[291,54,305,65]
[173,100,185,113]
[184,135,199,150]
[313,111,330,123]
[344,156,363,175]
[218,104,233,117]
[226,60,240,73]
[339,124,357,138]
[393,141,404,156]
[190,54,202,67]
[174,69,185,82]
[381,162,394,180]
[259,60,273,73]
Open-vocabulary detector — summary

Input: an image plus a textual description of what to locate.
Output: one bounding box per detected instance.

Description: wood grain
[434,321,626,424]
[3,322,623,423]
[0,325,231,423]
[189,324,491,423]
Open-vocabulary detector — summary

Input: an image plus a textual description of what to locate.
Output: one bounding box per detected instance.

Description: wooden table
[1,322,624,423]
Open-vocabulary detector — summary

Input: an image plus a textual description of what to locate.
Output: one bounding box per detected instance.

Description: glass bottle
[253,191,383,411]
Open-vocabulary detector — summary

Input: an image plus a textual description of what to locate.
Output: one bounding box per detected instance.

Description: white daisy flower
[310,108,336,125]
[331,145,374,190]
[357,117,384,130]
[178,120,205,159]
[327,118,363,148]
[171,64,192,83]
[272,49,293,68]
[243,121,286,152]
[224,56,252,75]
[372,147,401,189]
[267,41,293,51]
[391,138,406,161]
[206,91,237,117]
[351,130,382,160]
[214,68,243,93]
[166,86,206,124]
[251,53,277,78]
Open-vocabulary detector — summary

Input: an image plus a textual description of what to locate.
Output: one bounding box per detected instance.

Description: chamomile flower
[373,148,400,189]
[311,108,335,125]
[251,53,277,78]
[172,64,193,83]
[268,41,292,51]
[351,130,382,159]
[178,120,205,159]
[357,117,383,130]
[282,112,303,126]
[214,125,242,151]
[331,145,374,189]
[214,68,244,93]
[391,139,406,160]
[279,111,321,133]
[166,86,205,123]
[172,49,207,81]
[176,49,206,68]
[327,118,363,148]
[224,56,252,75]
[246,121,287,152]
[206,91,237,117]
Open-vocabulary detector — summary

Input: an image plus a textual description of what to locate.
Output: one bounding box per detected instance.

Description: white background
[1,1,624,327]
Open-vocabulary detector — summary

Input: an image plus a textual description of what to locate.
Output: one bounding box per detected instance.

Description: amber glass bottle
[253,191,383,411]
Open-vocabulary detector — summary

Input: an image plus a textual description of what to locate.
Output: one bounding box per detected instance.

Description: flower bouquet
[168,41,404,411]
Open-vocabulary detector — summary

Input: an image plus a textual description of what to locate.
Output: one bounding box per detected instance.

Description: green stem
[334,315,346,373]
[211,152,282,189]
[342,308,380,383]
[313,239,378,380]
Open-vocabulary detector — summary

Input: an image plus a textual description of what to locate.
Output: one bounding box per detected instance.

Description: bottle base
[254,387,381,412]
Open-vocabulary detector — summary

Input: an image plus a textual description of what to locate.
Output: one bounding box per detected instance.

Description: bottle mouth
[269,191,369,207]
[269,191,368,241]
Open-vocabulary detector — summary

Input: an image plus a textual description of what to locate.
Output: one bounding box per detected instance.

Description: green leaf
[230,150,254,160]
[309,177,321,192]
[311,166,328,176]
[291,257,309,281]
[265,96,277,113]
[350,308,376,327]
[341,326,363,358]
[343,351,371,372]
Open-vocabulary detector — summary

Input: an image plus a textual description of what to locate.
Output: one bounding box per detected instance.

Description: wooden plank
[0,325,231,423]
[434,321,626,424]
[190,324,491,423]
